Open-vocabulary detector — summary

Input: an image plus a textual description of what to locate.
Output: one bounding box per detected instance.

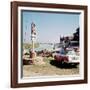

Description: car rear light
[64,56,69,62]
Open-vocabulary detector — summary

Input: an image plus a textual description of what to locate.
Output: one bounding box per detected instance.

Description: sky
[22,10,80,43]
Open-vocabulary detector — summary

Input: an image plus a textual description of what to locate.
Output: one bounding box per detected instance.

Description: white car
[66,50,80,64]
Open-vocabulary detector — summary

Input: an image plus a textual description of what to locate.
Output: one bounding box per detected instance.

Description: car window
[60,48,66,55]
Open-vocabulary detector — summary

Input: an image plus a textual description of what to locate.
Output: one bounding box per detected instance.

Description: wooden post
[32,40,36,58]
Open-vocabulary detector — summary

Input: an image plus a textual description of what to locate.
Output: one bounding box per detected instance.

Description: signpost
[30,22,36,59]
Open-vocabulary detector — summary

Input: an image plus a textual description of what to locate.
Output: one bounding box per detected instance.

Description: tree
[73,27,79,41]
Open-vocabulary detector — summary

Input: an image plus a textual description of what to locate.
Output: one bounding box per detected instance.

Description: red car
[54,54,68,63]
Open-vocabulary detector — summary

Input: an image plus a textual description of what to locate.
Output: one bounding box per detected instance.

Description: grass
[23,56,79,77]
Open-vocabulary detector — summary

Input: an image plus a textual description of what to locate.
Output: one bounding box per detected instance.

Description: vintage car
[54,50,80,64]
